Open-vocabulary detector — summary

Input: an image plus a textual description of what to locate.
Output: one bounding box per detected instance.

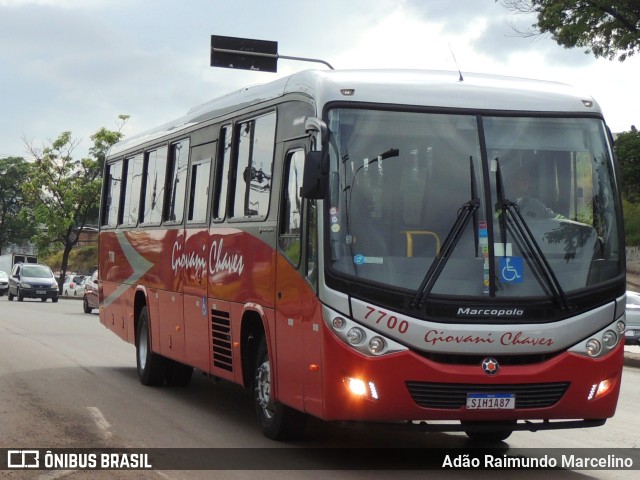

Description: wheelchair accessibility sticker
[500,256,523,283]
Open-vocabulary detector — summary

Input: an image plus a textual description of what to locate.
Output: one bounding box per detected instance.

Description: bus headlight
[585,339,601,357]
[368,336,386,354]
[347,327,365,345]
[602,330,618,349]
[616,320,626,334]
[332,316,346,329]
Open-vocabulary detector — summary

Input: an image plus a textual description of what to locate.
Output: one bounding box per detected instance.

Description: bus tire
[165,360,193,387]
[463,421,515,442]
[253,336,306,440]
[136,306,167,386]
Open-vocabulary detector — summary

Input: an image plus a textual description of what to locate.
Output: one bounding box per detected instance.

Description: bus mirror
[301,150,327,199]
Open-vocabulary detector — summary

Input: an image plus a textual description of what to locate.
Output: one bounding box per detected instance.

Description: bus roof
[109,69,602,157]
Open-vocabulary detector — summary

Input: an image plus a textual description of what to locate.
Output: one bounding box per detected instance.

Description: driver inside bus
[503,160,562,219]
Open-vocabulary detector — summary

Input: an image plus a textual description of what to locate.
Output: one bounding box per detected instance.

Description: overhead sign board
[210,35,278,72]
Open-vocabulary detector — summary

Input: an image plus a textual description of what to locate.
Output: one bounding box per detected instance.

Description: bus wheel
[254,337,306,440]
[136,306,167,386]
[463,421,515,442]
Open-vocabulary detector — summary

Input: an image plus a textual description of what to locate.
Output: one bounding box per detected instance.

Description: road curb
[624,351,640,369]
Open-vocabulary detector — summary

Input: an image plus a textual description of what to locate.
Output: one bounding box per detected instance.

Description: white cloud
[0,0,638,159]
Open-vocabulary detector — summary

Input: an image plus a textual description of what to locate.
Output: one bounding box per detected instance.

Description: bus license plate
[466,393,515,410]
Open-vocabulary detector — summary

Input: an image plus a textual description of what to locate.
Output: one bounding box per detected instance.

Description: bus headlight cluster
[585,330,618,358]
[323,306,407,357]
[570,319,624,358]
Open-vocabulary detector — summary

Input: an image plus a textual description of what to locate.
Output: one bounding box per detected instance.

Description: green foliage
[500,1,640,61]
[41,246,98,275]
[0,157,37,253]
[615,128,640,201]
[22,131,100,255]
[20,119,125,283]
[623,199,640,246]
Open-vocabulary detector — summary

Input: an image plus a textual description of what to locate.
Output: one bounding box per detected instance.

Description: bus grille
[211,309,233,372]
[405,381,569,409]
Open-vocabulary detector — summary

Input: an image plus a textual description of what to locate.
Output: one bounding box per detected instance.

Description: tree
[615,127,640,201]
[0,157,37,254]
[499,1,640,61]
[22,122,125,291]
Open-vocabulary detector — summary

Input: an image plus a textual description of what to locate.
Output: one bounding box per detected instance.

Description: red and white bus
[99,69,626,441]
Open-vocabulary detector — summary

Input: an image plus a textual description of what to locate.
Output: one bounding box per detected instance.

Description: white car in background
[63,275,86,296]
[625,290,640,346]
[0,271,8,296]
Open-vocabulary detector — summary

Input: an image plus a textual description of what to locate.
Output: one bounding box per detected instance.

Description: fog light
[368,336,386,354]
[368,381,379,400]
[344,377,379,400]
[588,378,613,400]
[347,327,365,345]
[346,377,367,396]
[602,330,618,349]
[586,339,601,357]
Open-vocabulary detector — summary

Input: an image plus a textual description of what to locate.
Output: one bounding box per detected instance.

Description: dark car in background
[0,271,8,296]
[8,263,59,302]
[83,269,99,313]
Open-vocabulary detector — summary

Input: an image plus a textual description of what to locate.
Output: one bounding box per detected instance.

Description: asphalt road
[1,298,639,479]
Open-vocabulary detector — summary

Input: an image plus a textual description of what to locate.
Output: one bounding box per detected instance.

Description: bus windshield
[326,108,622,300]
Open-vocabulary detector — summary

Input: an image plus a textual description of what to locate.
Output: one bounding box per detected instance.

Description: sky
[1,0,639,159]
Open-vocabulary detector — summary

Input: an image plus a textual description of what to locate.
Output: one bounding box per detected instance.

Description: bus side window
[102,160,123,228]
[231,112,276,219]
[279,150,305,267]
[187,154,212,224]
[122,153,143,226]
[212,126,231,222]
[163,139,189,223]
[141,146,168,225]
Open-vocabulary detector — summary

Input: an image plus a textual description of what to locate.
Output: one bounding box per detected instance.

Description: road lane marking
[87,406,112,439]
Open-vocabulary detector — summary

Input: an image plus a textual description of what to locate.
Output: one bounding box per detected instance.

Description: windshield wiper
[410,157,480,309]
[494,159,569,311]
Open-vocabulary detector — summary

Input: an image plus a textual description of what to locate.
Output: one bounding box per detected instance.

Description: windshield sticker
[354,254,383,265]
[500,256,523,283]
[480,222,490,294]
[331,224,340,233]
[494,242,513,257]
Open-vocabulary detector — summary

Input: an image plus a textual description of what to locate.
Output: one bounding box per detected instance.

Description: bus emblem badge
[481,357,499,376]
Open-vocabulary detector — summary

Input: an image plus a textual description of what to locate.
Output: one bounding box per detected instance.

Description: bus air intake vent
[405,381,569,409]
[211,309,233,372]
